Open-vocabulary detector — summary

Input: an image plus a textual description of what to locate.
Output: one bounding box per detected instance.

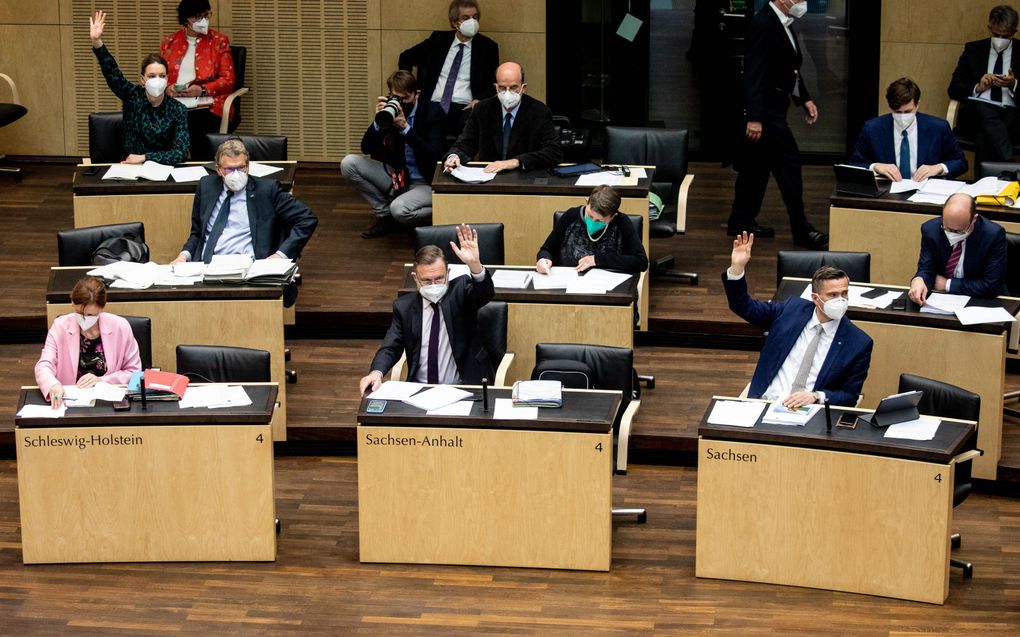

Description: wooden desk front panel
[433,192,650,330]
[17,424,276,563]
[505,302,634,384]
[830,205,1020,284]
[47,299,287,440]
[696,439,953,604]
[358,426,613,570]
[73,193,193,264]
[858,320,1004,480]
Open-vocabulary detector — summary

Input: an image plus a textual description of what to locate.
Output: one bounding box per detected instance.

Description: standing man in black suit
[948,5,1020,166]
[170,139,318,306]
[360,224,495,395]
[443,62,563,174]
[399,0,499,138]
[727,0,828,249]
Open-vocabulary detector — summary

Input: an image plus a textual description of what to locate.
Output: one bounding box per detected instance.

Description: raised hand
[89,10,106,47]
[729,231,754,276]
[450,223,481,273]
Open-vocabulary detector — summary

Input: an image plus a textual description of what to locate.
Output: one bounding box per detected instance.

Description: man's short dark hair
[140,53,169,76]
[448,0,481,24]
[811,266,849,293]
[587,185,621,216]
[414,245,446,268]
[990,5,1019,31]
[177,0,211,27]
[885,77,921,110]
[386,70,418,96]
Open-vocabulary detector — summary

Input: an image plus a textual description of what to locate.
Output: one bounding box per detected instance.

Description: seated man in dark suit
[360,224,495,395]
[398,0,499,137]
[948,4,1020,165]
[442,62,563,174]
[723,232,873,408]
[850,77,967,181]
[341,70,444,238]
[170,138,318,306]
[909,192,1008,303]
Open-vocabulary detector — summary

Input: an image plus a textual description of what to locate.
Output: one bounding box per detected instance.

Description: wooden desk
[72,162,297,263]
[829,191,1020,284]
[357,387,619,570]
[696,397,976,604]
[398,265,638,383]
[47,266,289,440]
[776,277,1019,480]
[15,384,278,564]
[431,165,652,329]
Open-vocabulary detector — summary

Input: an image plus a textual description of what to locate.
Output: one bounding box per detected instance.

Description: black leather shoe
[727,223,775,238]
[793,230,829,250]
[361,218,396,239]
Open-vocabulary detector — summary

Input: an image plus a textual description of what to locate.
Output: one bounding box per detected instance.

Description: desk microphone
[824,399,832,434]
[482,378,489,413]
[140,372,148,411]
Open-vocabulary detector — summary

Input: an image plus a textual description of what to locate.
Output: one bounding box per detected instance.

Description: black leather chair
[551,211,644,251]
[977,161,1020,180]
[477,301,512,385]
[776,250,871,286]
[898,373,982,578]
[532,343,646,523]
[175,345,271,383]
[414,223,505,265]
[57,222,146,266]
[604,126,697,284]
[121,315,152,370]
[87,112,125,164]
[203,133,288,163]
[0,72,27,175]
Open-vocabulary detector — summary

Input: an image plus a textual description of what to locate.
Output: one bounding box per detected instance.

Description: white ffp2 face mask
[144,76,168,97]
[458,17,479,38]
[992,37,1012,53]
[944,229,968,246]
[419,283,448,304]
[821,297,848,321]
[497,89,522,110]
[223,170,248,192]
[788,1,808,19]
[192,17,210,34]
[891,112,915,129]
[76,314,99,331]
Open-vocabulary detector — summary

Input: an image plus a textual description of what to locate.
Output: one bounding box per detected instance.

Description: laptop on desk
[834,164,891,197]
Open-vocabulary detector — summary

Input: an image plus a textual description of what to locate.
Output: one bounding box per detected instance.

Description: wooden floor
[1,455,1019,634]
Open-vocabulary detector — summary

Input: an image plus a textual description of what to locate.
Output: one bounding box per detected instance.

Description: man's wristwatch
[813,391,825,403]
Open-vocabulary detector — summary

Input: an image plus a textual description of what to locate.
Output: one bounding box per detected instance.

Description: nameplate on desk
[364,432,465,449]
[704,446,758,463]
[21,432,145,451]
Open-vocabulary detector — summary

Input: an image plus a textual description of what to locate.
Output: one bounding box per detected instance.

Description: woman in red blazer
[34,277,141,408]
[161,0,236,133]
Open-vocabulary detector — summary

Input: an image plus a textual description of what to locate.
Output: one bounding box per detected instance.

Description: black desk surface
[397,265,638,307]
[775,277,1019,336]
[830,190,1020,224]
[72,163,297,196]
[699,398,975,464]
[430,164,653,197]
[15,385,277,428]
[48,266,283,303]
[358,386,620,434]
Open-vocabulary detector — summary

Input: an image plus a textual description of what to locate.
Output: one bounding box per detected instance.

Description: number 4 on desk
[256,433,264,444]
[934,473,941,483]
[596,443,603,452]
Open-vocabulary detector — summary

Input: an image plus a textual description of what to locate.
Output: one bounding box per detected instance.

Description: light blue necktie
[898,130,911,180]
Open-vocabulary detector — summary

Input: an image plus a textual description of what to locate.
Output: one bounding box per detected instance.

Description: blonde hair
[215,139,250,166]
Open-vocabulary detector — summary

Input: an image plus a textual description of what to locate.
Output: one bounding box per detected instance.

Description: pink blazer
[34,312,142,398]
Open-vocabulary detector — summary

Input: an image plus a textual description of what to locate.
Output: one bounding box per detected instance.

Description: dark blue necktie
[501,112,512,160]
[898,130,911,180]
[202,191,233,264]
[992,50,1004,103]
[427,302,441,384]
[440,44,465,113]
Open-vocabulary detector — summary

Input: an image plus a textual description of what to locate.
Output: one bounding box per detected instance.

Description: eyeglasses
[417,276,447,286]
[219,166,247,174]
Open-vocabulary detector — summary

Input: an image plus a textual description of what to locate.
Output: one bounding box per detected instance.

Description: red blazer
[161,28,236,120]
[34,313,142,399]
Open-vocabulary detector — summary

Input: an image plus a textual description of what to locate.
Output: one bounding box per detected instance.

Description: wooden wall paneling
[0,26,65,155]
[490,31,547,103]
[0,1,60,24]
[60,25,80,157]
[877,43,964,121]
[882,0,1003,44]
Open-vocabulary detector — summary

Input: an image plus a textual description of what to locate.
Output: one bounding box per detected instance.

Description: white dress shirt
[762,311,840,402]
[412,269,487,384]
[974,41,1016,107]
[769,2,797,49]
[429,37,474,105]
[176,35,198,86]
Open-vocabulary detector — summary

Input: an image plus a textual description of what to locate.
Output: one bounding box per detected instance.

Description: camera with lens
[375,96,402,128]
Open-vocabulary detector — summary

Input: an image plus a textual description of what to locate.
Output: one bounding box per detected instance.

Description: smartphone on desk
[860,287,887,300]
[83,166,102,177]
[836,412,858,429]
[366,399,387,414]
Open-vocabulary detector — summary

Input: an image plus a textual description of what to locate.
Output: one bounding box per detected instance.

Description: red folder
[143,369,190,398]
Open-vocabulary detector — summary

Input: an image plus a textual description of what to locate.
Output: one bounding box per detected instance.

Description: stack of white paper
[17,404,66,418]
[368,381,425,400]
[961,176,1012,198]
[492,270,532,289]
[707,400,767,428]
[179,385,252,409]
[102,161,174,182]
[955,306,1017,325]
[245,258,295,279]
[761,402,822,426]
[531,266,578,290]
[450,166,496,183]
[248,162,284,177]
[403,385,473,411]
[907,179,964,205]
[921,292,970,315]
[204,254,254,280]
[884,416,941,441]
[88,261,161,289]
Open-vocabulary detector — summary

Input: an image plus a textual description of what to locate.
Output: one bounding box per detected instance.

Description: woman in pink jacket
[35,277,142,408]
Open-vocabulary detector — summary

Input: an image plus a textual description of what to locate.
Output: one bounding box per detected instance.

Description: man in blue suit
[909,193,1008,303]
[723,232,873,408]
[849,77,967,181]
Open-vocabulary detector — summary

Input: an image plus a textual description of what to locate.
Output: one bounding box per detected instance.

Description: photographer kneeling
[341,71,445,238]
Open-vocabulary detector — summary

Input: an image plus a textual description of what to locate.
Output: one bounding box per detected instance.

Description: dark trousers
[186,108,223,161]
[958,100,1020,165]
[728,107,812,238]
[439,101,473,139]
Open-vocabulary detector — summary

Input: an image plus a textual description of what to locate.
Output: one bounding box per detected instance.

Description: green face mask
[584,215,607,235]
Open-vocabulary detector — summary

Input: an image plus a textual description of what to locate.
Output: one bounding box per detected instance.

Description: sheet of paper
[170,165,209,182]
[961,176,1011,197]
[919,179,964,196]
[889,179,922,194]
[566,278,610,294]
[367,380,425,400]
[907,192,951,205]
[17,404,66,418]
[447,264,471,281]
[625,167,647,178]
[173,96,214,108]
[172,261,206,277]
[851,289,902,310]
[574,171,638,187]
[578,268,631,290]
[884,416,941,441]
[492,270,532,289]
[88,261,161,288]
[955,305,1017,325]
[102,164,143,180]
[179,384,251,409]
[492,397,538,420]
[922,292,970,314]
[531,266,578,290]
[450,166,496,183]
[248,161,284,177]
[707,400,766,428]
[403,385,473,411]
[426,400,474,416]
[138,161,173,182]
